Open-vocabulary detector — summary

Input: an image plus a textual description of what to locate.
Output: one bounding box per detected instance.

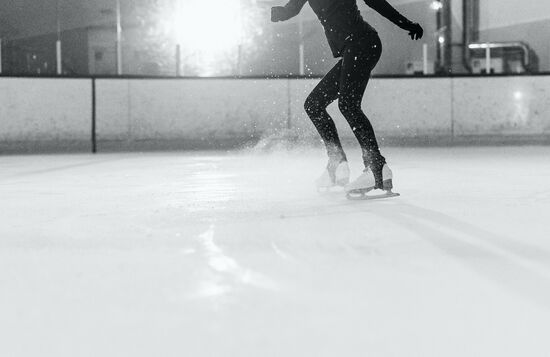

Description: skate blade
[346,189,400,201]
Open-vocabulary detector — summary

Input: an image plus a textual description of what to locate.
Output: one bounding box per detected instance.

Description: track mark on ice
[372,204,550,308]
[271,241,297,262]
[193,225,278,298]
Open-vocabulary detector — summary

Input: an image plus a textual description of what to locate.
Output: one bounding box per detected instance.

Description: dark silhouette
[271,0,423,198]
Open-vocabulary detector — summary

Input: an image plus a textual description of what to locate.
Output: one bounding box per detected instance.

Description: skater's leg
[337,34,386,185]
[304,61,347,163]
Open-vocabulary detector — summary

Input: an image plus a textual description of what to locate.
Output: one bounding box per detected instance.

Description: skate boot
[345,164,400,200]
[316,160,350,192]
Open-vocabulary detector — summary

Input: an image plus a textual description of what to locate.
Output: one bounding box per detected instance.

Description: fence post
[298,14,304,76]
[0,38,3,74]
[485,43,491,74]
[56,0,62,75]
[116,0,122,75]
[287,78,292,130]
[92,78,97,153]
[176,44,181,76]
[423,43,428,75]
[56,40,62,75]
[450,77,455,143]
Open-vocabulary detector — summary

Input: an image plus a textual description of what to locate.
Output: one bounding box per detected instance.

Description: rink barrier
[3,72,550,79]
[1,74,550,153]
[0,77,93,153]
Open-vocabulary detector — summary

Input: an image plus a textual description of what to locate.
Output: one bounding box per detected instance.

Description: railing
[1,1,548,78]
[1,74,550,154]
[468,42,535,74]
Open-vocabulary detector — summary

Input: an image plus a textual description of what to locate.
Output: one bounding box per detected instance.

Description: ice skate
[345,164,400,200]
[316,160,350,192]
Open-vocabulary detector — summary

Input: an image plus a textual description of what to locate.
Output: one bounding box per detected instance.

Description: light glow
[430,1,443,11]
[171,0,242,52]
[162,0,244,75]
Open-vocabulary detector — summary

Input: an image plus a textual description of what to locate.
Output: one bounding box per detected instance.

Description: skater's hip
[324,21,378,58]
[344,31,381,52]
[341,31,382,65]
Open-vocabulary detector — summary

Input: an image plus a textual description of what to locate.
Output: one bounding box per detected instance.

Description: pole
[0,38,3,74]
[56,41,62,75]
[485,43,491,74]
[435,4,441,72]
[91,78,97,153]
[287,79,292,130]
[443,0,452,74]
[176,44,181,76]
[56,0,62,74]
[298,14,304,76]
[423,43,428,75]
[238,45,243,76]
[237,1,244,76]
[116,0,122,75]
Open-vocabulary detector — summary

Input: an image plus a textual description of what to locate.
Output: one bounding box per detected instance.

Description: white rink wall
[1,76,550,152]
[96,79,290,149]
[453,77,550,136]
[0,78,92,152]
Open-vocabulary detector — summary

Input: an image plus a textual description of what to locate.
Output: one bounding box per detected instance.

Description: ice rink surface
[1,145,550,356]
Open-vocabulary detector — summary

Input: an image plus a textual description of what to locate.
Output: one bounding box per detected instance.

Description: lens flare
[430,1,443,11]
[158,0,244,75]
[171,0,242,52]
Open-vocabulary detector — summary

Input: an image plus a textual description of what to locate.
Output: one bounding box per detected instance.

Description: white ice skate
[345,164,400,200]
[316,161,350,192]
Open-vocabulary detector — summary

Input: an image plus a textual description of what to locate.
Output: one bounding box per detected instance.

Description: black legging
[304,32,386,171]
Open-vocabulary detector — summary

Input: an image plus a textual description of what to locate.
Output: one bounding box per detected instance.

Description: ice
[1,146,550,356]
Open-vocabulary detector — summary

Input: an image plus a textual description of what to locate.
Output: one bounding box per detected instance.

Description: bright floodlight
[170,0,242,53]
[430,1,443,11]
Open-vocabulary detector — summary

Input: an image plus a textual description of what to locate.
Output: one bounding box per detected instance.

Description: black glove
[406,22,423,40]
[271,6,286,22]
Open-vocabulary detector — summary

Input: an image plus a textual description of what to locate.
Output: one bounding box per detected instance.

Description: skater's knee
[338,98,361,118]
[304,96,325,117]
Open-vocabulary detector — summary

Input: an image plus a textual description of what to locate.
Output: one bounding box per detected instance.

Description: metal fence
[0,0,547,77]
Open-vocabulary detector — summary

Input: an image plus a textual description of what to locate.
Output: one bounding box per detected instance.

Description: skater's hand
[406,22,423,40]
[271,6,286,22]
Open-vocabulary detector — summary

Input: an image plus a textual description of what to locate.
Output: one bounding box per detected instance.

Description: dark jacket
[276,0,414,57]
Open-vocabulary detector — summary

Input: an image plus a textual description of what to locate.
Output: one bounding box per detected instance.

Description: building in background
[0,0,547,77]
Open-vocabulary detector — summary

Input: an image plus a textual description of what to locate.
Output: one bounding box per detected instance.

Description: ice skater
[271,0,423,199]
